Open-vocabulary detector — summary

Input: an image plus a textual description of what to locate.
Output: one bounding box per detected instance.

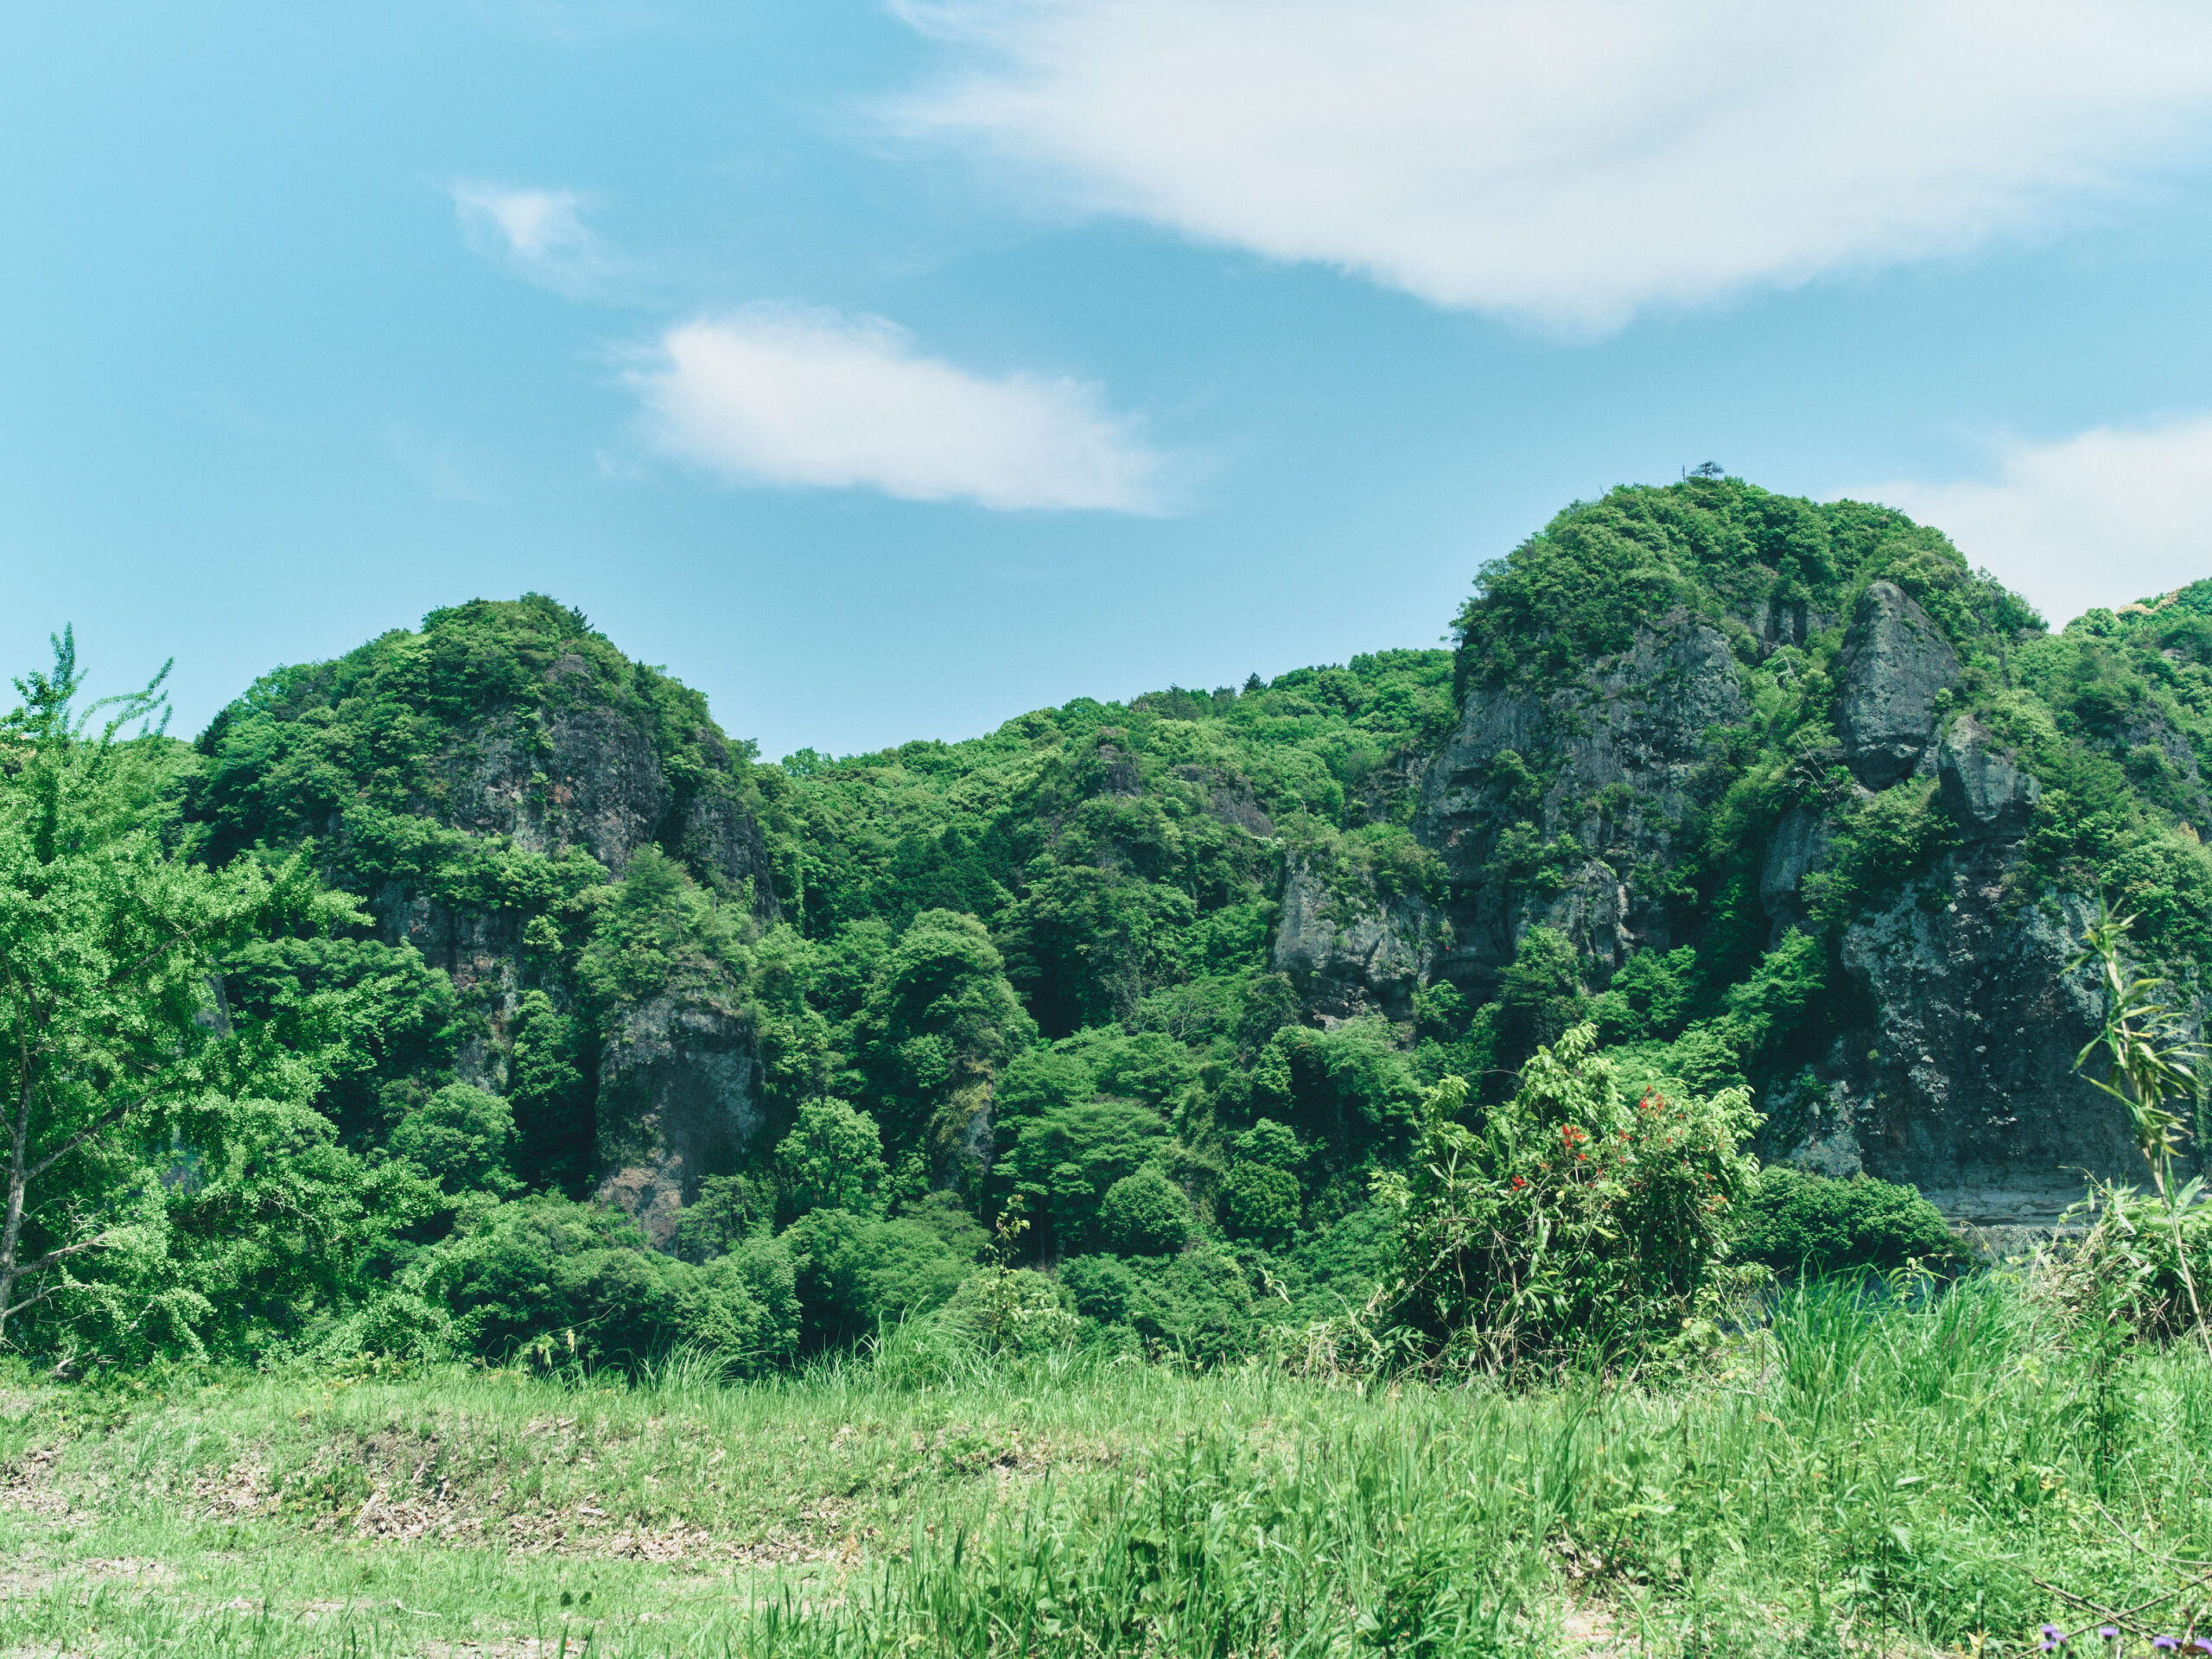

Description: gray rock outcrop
[594,994,765,1248]
[1836,867,2134,1226]
[1417,620,1751,983]
[1836,582,1959,787]
[1936,715,2040,840]
[350,652,781,1230]
[1758,804,1835,938]
[1272,855,1443,1022]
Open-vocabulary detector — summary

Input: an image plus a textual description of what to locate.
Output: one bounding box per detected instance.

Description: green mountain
[190,479,2212,1238]
[16,472,2203,1368]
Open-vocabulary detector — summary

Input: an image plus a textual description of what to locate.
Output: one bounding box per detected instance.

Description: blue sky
[4,1,2211,760]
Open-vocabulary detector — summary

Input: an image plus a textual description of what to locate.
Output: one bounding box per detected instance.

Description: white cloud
[629,308,1166,512]
[450,182,609,295]
[889,0,2212,333]
[1849,415,2212,627]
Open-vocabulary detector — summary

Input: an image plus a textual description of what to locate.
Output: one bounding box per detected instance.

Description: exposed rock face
[1744,596,1837,654]
[357,663,780,1227]
[1170,765,1277,838]
[1402,594,2163,1227]
[671,791,779,908]
[1836,582,1959,787]
[1416,620,1751,985]
[1834,864,2135,1226]
[594,995,765,1248]
[373,699,777,991]
[1759,805,1834,938]
[437,704,773,903]
[1272,856,1442,1022]
[1936,715,2040,841]
[1752,713,2148,1224]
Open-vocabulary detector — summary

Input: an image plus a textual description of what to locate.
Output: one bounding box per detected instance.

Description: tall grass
[3,1269,2211,1656]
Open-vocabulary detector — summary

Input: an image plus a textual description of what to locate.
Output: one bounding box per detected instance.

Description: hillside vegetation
[6,475,2212,1376]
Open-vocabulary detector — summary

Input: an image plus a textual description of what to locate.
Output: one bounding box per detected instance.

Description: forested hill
[10,474,2212,1370]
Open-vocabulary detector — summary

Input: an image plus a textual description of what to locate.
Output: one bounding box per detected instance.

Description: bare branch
[102,921,206,992]
[10,1230,111,1279]
[0,1281,68,1322]
[24,1096,148,1185]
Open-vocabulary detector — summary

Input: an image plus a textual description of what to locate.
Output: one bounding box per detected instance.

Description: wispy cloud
[889,0,2212,334]
[1849,415,2212,626]
[628,308,1166,512]
[450,181,613,296]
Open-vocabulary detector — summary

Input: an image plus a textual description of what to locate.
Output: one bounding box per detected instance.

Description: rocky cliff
[1288,486,2212,1227]
[193,595,785,1229]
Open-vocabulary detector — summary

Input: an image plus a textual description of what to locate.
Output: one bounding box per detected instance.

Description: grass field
[3,1274,2210,1657]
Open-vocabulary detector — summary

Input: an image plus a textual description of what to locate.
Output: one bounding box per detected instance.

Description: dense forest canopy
[5,476,2210,1372]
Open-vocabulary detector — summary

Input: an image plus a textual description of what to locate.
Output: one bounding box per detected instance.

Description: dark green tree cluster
[7,476,2209,1374]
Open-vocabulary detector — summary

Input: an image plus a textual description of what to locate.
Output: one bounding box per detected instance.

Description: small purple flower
[2101,1631,2121,1643]
[2155,1638,2180,1651]
[2044,1628,2065,1642]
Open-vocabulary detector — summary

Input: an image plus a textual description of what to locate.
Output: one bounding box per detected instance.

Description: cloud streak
[1851,415,2212,627]
[630,308,1166,512]
[450,181,612,296]
[890,0,2212,333]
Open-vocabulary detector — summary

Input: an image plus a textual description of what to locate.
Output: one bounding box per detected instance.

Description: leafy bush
[779,1208,971,1349]
[1222,1162,1300,1246]
[1221,1118,1304,1245]
[413,1194,794,1371]
[1376,1025,1760,1372]
[388,1084,518,1196]
[774,1097,886,1219]
[1096,1166,1192,1256]
[1588,945,1697,1045]
[1059,1246,1258,1364]
[935,1265,1077,1357]
[672,1173,772,1262]
[1733,1167,1959,1274]
[1058,1254,1139,1324]
[2039,1185,2212,1341]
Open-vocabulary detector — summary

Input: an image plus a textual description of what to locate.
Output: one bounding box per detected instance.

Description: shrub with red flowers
[1371,1022,1761,1374]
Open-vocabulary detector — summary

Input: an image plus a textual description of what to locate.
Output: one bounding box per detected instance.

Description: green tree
[1496,926,1582,1059]
[849,909,1035,1168]
[774,1097,886,1219]
[505,989,591,1192]
[1097,1166,1191,1256]
[1221,1119,1304,1246]
[0,635,335,1348]
[388,1084,519,1197]
[996,1097,1167,1255]
[673,1173,772,1262]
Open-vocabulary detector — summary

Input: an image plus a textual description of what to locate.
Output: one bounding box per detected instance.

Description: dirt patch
[0,1552,178,1605]
[1560,1599,1624,1656]
[0,1440,69,1516]
[190,1455,273,1520]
